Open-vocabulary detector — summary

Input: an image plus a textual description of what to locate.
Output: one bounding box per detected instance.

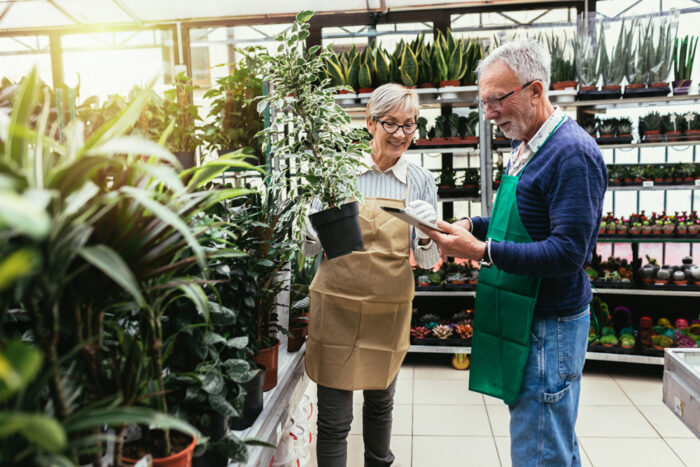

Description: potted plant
[687,113,700,140]
[630,221,642,235]
[646,17,676,94]
[667,113,688,142]
[672,35,697,95]
[596,118,616,143]
[0,71,274,466]
[639,111,664,142]
[547,32,577,90]
[434,29,467,98]
[462,168,480,196]
[447,113,460,140]
[580,118,597,138]
[616,118,634,143]
[258,11,371,259]
[598,23,630,99]
[160,69,204,169]
[415,116,430,145]
[460,38,483,86]
[325,45,360,102]
[432,114,447,142]
[573,24,602,97]
[436,167,457,193]
[202,49,264,162]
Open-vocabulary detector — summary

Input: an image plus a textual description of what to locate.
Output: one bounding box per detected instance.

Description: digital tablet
[380,206,448,233]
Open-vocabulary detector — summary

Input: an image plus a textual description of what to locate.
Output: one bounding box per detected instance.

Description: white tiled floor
[299,358,699,466]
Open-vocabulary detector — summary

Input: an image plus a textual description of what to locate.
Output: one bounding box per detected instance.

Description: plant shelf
[408,344,471,354]
[561,93,700,110]
[599,140,700,149]
[608,184,700,191]
[585,351,664,365]
[592,287,700,297]
[596,237,700,243]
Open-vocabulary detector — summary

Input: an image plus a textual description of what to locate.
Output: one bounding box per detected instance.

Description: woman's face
[366,107,417,161]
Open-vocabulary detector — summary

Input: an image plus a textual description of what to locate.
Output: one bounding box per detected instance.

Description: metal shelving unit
[586,352,664,365]
[592,288,700,297]
[563,93,700,110]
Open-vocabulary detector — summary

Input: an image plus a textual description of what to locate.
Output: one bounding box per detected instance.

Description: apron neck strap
[516,114,567,177]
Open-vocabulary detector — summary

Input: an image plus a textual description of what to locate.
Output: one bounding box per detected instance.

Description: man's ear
[530,80,546,102]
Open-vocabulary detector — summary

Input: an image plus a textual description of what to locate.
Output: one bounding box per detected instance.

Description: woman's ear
[367,117,376,135]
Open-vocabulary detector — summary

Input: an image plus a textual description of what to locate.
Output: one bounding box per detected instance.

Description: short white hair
[476,39,551,93]
[366,83,419,121]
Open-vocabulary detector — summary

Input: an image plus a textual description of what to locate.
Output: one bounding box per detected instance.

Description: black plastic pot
[193,411,229,467]
[309,201,364,259]
[229,366,265,431]
[173,150,196,169]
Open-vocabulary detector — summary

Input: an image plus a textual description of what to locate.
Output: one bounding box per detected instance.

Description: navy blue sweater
[472,118,607,316]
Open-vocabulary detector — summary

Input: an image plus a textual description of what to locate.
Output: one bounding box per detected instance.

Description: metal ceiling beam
[46,0,82,26]
[112,0,143,27]
[0,3,11,22]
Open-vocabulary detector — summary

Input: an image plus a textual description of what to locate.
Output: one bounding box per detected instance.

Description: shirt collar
[361,152,408,184]
[524,106,566,154]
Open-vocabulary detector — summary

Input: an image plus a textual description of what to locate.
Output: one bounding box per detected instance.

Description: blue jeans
[509,305,590,467]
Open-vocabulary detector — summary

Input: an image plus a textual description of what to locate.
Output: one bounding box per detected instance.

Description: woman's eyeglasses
[373,117,418,135]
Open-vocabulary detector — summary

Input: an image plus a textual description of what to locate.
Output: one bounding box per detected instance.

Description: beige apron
[306,181,414,391]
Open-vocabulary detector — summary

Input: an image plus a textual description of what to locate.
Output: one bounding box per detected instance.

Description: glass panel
[61,29,175,100]
[322,26,371,49]
[614,191,638,217]
[638,243,664,264]
[667,190,693,216]
[374,22,433,52]
[667,145,693,163]
[613,147,638,164]
[639,191,665,215]
[0,36,52,84]
[639,146,666,164]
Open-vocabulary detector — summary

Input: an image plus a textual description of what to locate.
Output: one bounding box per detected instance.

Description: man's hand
[418,220,486,261]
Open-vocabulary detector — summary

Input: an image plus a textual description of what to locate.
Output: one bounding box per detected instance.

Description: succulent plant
[455,324,473,339]
[617,117,633,135]
[451,310,472,324]
[432,324,453,339]
[411,326,431,339]
[420,313,441,326]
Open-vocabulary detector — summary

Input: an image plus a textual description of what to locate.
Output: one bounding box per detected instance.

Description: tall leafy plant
[673,35,698,81]
[257,10,370,239]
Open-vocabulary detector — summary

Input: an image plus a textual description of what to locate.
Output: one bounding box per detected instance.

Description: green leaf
[0,192,51,240]
[358,62,372,89]
[226,336,248,349]
[87,135,179,166]
[0,339,43,400]
[201,370,225,395]
[0,412,66,452]
[214,431,249,462]
[0,248,41,292]
[78,245,145,307]
[208,394,239,417]
[296,10,314,24]
[121,185,206,270]
[63,406,201,441]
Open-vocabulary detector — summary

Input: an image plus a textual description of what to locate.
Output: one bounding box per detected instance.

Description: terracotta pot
[337,89,354,95]
[358,87,375,94]
[579,85,597,91]
[625,83,645,89]
[253,338,280,391]
[686,129,700,141]
[552,80,578,90]
[649,81,669,88]
[439,80,461,88]
[602,84,621,90]
[666,131,683,142]
[644,130,662,142]
[287,323,308,352]
[123,434,196,467]
[419,82,436,88]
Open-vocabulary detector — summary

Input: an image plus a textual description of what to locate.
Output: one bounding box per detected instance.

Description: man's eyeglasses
[477,80,536,111]
[373,117,418,135]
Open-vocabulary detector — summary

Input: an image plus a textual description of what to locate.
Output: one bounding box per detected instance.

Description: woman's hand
[419,221,486,261]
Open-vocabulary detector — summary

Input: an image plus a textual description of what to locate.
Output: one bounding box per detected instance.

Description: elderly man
[422,40,607,466]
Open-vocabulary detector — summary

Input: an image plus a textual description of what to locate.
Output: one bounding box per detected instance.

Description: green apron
[469,116,566,405]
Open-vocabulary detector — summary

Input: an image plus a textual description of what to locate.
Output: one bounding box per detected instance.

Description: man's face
[478,60,536,140]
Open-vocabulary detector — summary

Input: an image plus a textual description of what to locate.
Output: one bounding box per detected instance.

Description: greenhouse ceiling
[1,0,586,34]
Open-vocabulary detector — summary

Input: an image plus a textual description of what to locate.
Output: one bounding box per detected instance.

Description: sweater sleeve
[489,150,606,277]
[470,216,490,241]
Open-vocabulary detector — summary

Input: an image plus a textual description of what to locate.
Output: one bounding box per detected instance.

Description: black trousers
[315,377,397,467]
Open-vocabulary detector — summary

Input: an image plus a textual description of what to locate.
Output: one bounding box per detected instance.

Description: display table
[663,348,700,439]
[231,340,309,466]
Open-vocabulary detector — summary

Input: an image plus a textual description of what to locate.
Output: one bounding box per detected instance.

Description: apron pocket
[556,306,590,381]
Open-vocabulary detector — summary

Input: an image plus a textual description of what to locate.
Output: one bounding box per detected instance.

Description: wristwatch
[479,238,494,268]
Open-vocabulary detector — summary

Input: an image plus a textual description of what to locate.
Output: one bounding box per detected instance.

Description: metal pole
[478,104,494,216]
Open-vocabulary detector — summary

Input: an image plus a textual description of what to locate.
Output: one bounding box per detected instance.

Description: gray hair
[476,39,551,93]
[366,83,420,121]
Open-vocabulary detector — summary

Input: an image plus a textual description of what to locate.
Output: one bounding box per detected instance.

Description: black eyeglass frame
[477,80,536,110]
[373,117,419,135]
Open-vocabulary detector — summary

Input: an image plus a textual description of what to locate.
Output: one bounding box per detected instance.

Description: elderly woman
[303,83,440,467]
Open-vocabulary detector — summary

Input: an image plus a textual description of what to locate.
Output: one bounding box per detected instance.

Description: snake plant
[673,35,698,81]
[434,29,467,82]
[546,32,577,84]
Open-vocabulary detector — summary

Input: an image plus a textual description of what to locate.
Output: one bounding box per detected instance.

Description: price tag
[695,179,700,186]
[643,181,654,187]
